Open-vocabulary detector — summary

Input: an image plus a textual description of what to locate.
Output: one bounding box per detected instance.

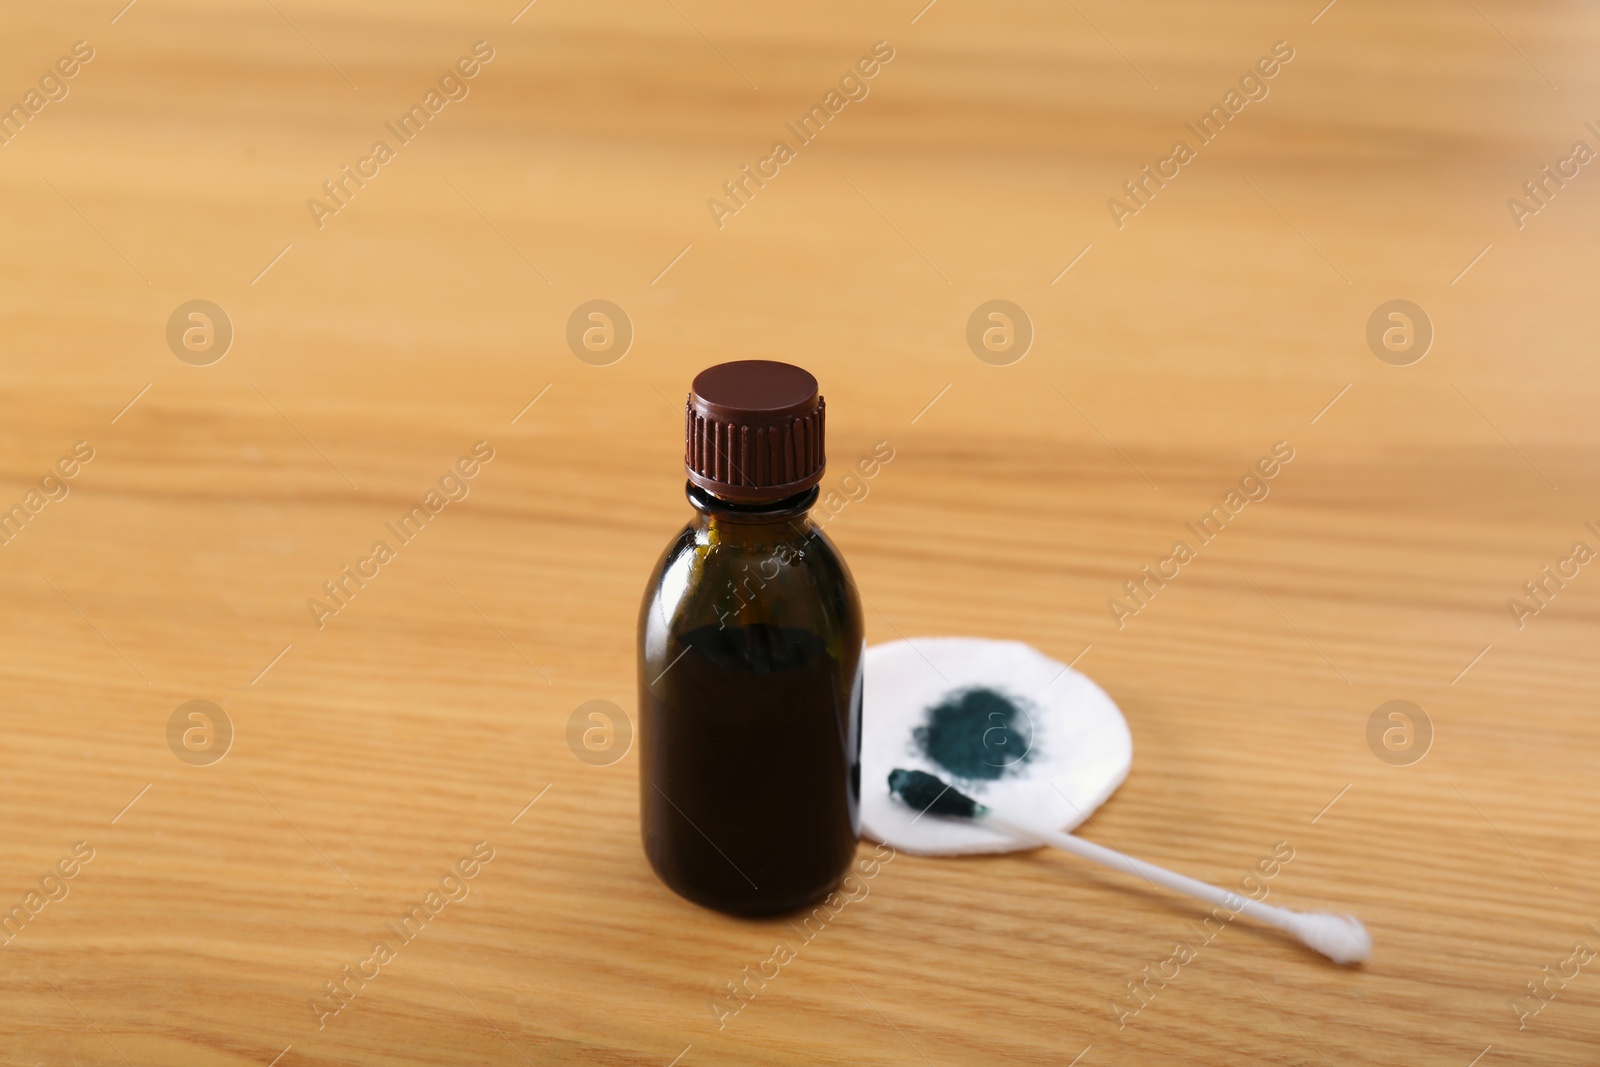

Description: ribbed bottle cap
[685,360,825,503]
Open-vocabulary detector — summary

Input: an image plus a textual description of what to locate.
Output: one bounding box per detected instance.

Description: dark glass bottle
[638,361,863,916]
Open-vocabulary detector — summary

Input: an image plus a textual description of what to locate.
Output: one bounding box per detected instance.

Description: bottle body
[638,485,863,915]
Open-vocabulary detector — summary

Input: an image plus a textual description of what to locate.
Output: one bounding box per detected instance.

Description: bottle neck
[686,482,817,538]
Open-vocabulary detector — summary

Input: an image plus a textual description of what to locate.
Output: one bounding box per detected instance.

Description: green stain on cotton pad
[913,688,1034,781]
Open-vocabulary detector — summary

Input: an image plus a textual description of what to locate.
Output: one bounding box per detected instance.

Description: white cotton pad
[861,638,1132,856]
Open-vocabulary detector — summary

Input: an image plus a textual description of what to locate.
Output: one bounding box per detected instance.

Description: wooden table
[3,1,1597,1063]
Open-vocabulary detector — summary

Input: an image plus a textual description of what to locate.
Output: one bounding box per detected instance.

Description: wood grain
[2,1,1598,1064]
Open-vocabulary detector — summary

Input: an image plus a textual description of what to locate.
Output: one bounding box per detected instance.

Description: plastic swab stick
[888,768,1370,965]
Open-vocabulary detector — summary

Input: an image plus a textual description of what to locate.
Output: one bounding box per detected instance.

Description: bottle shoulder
[639,515,861,645]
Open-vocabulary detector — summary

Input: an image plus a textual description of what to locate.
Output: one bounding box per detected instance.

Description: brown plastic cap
[685,360,825,503]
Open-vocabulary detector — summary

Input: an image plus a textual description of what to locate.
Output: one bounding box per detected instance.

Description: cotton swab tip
[1287,911,1371,965]
[886,768,989,818]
